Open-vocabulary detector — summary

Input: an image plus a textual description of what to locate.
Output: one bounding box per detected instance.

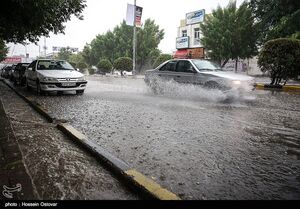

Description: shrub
[258,38,300,85]
[97,59,112,73]
[88,68,95,75]
[153,54,172,68]
[76,62,87,73]
[113,57,133,75]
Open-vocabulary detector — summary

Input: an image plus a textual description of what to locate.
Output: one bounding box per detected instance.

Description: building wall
[177,20,202,48]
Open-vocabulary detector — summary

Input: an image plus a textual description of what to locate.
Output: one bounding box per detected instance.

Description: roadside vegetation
[258,38,300,85]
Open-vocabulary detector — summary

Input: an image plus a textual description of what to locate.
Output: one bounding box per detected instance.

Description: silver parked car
[144,59,254,92]
[25,59,87,95]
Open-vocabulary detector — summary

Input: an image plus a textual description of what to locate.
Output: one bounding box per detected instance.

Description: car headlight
[77,76,86,81]
[43,77,57,82]
[232,80,241,85]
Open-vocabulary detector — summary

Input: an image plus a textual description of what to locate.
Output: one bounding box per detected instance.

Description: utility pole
[133,0,137,76]
[44,37,47,57]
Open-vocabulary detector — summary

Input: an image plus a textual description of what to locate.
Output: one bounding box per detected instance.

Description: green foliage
[69,52,85,65]
[97,59,112,73]
[57,47,73,61]
[153,54,172,68]
[249,0,300,43]
[85,19,164,72]
[76,62,87,73]
[0,39,8,62]
[200,1,258,68]
[77,62,87,69]
[88,68,95,75]
[113,57,133,73]
[258,38,300,85]
[0,0,86,43]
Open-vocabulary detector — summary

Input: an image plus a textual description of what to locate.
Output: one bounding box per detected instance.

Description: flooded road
[14,76,300,199]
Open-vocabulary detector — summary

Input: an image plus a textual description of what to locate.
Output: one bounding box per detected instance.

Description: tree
[113,57,133,76]
[153,54,172,68]
[0,0,86,43]
[0,39,8,62]
[77,62,87,73]
[86,19,164,73]
[200,1,258,71]
[97,59,112,73]
[57,47,73,61]
[136,19,164,71]
[258,38,300,85]
[69,52,85,65]
[249,0,300,43]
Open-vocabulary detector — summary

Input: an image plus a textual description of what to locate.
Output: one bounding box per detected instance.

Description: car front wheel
[36,80,45,95]
[76,90,84,95]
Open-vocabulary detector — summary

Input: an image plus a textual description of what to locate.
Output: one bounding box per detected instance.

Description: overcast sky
[7,0,244,58]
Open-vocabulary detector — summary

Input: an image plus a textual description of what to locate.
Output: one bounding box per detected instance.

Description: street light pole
[133,0,137,76]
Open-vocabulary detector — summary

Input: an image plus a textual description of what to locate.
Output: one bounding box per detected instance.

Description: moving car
[12,63,30,85]
[144,59,254,92]
[25,59,87,95]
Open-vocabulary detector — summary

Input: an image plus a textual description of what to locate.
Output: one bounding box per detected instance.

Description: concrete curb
[255,83,300,92]
[57,123,180,200]
[1,80,55,123]
[1,79,180,200]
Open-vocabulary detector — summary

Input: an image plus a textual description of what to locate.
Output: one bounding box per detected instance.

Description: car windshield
[192,60,222,71]
[37,60,74,70]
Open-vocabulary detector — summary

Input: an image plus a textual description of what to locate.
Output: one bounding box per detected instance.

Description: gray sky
[7,0,243,58]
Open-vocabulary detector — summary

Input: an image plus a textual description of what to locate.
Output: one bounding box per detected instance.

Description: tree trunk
[235,59,238,73]
[271,76,275,85]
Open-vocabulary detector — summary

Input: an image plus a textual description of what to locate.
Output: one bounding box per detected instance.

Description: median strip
[254,83,300,92]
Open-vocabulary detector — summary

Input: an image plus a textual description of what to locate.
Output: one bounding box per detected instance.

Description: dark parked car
[9,64,17,81]
[1,65,13,79]
[12,63,30,85]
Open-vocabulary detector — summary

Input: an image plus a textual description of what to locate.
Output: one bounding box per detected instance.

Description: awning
[173,49,189,58]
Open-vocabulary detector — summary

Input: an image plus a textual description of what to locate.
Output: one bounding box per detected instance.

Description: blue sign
[186,9,205,25]
[176,37,189,49]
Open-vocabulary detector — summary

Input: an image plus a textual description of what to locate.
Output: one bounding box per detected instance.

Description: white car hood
[200,71,253,81]
[37,70,83,78]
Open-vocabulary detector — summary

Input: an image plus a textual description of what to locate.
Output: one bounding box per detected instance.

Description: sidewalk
[0,98,35,200]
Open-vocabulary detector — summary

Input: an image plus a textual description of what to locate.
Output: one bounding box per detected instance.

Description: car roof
[36,59,67,62]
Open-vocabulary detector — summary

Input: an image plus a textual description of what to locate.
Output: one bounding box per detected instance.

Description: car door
[26,61,37,86]
[173,60,197,84]
[156,60,177,81]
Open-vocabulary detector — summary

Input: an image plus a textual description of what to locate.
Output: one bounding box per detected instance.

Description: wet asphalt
[10,76,300,200]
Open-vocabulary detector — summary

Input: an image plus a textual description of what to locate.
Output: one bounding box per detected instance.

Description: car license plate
[62,82,76,87]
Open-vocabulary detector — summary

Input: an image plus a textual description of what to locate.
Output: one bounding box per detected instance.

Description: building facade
[174,10,205,59]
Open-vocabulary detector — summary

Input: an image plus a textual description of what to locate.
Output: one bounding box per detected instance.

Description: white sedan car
[25,59,87,95]
[145,59,254,92]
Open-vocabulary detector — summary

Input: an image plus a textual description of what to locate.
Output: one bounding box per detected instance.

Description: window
[37,60,74,70]
[176,61,195,73]
[159,61,177,72]
[182,30,187,37]
[194,28,200,39]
